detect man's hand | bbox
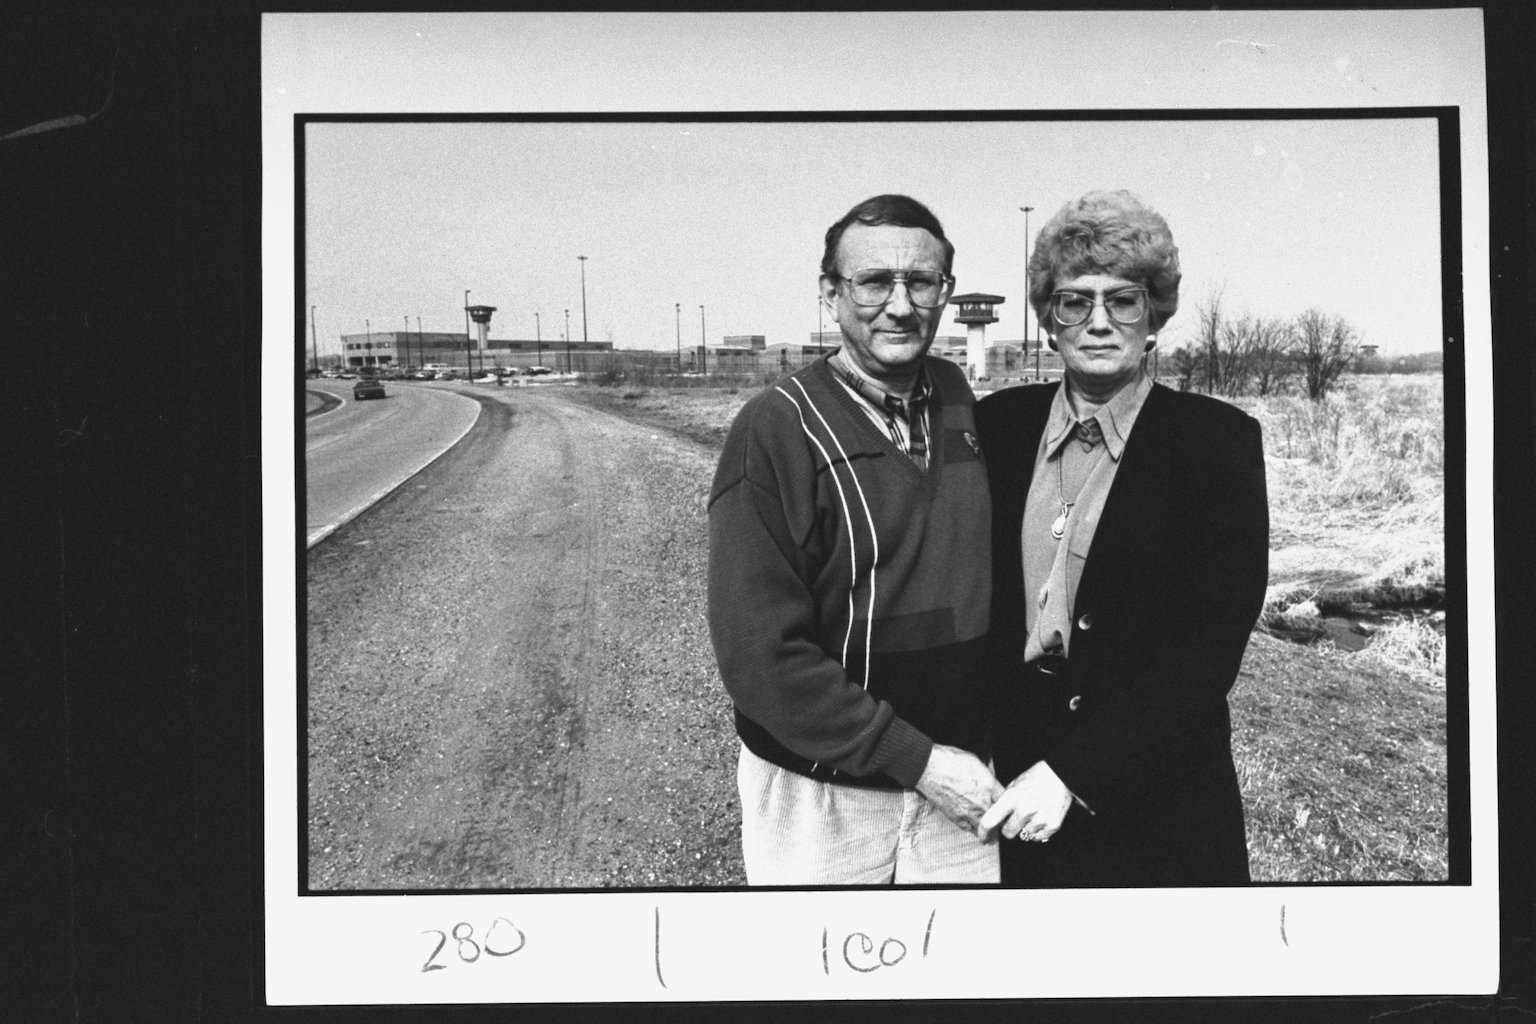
[979,761,1073,842]
[915,744,1005,836]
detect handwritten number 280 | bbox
[420,918,526,973]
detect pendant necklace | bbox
[1052,424,1105,540]
[1051,455,1074,540]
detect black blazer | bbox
[975,381,1269,887]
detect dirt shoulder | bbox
[306,386,741,889]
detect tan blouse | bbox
[1020,373,1154,663]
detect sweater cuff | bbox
[872,717,934,789]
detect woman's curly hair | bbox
[1029,190,1181,332]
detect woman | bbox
[975,190,1269,887]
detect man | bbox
[707,194,1001,885]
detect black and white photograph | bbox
[302,115,1453,895]
[263,9,1498,1007]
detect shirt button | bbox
[1076,613,1094,631]
[1068,695,1082,711]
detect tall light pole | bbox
[577,255,589,345]
[365,318,371,368]
[564,308,571,373]
[415,316,423,372]
[1020,205,1036,379]
[699,304,707,375]
[818,294,825,354]
[675,302,682,372]
[310,305,319,373]
[463,289,472,373]
[534,312,542,368]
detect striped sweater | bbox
[706,354,993,789]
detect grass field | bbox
[562,371,1449,882]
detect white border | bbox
[262,11,1496,1004]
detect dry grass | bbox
[559,383,754,452]
[1233,633,1446,881]
[1243,375,1444,615]
[565,371,1450,882]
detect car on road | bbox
[353,378,387,400]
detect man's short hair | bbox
[820,194,956,278]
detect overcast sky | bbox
[305,114,1443,358]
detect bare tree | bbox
[1194,284,1225,394]
[1245,315,1296,396]
[1165,345,1201,391]
[1213,313,1257,398]
[1293,308,1359,400]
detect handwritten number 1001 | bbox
[420,918,526,973]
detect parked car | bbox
[353,378,386,400]
[525,366,553,377]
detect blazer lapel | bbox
[1075,384,1172,608]
[983,383,1057,621]
[1010,383,1057,514]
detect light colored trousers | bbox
[737,744,999,885]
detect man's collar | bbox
[830,349,931,414]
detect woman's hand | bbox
[980,761,1074,842]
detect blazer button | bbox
[1076,613,1094,631]
[1068,695,1082,711]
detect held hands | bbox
[915,744,1006,837]
[916,749,1076,843]
[978,761,1074,843]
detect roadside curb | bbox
[306,389,483,549]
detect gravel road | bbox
[306,385,743,889]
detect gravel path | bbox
[306,385,742,889]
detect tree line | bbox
[1161,286,1438,401]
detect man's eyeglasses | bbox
[833,269,955,309]
[1050,287,1148,327]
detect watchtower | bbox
[950,292,1005,380]
[467,305,498,351]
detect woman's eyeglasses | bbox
[1050,287,1148,327]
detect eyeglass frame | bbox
[828,268,957,309]
[1049,286,1150,327]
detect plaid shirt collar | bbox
[830,350,932,423]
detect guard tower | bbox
[950,292,1005,380]
[467,305,498,349]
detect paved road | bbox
[304,380,481,547]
